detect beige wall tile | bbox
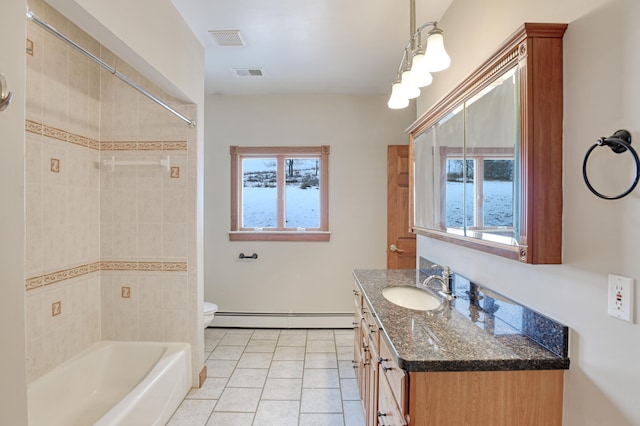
[163,276,188,310]
[138,223,163,258]
[163,223,188,258]
[24,2,198,382]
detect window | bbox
[230,146,330,241]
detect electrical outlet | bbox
[608,274,634,323]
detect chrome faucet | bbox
[423,266,454,300]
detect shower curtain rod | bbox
[26,9,197,128]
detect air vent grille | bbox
[208,30,244,46]
[233,68,264,77]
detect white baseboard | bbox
[209,312,354,329]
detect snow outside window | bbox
[229,146,330,242]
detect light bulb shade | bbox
[388,82,409,109]
[424,32,451,72]
[408,51,432,88]
[411,68,433,88]
[400,70,421,99]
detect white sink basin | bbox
[382,286,442,311]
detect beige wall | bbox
[416,0,640,424]
[204,95,415,324]
[0,0,28,423]
[23,0,203,386]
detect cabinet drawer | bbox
[379,337,407,413]
[377,369,407,426]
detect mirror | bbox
[409,23,567,264]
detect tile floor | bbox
[168,328,365,426]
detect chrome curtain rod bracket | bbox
[26,9,197,128]
[0,73,13,112]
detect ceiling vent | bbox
[208,30,244,46]
[233,68,264,77]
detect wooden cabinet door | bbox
[388,145,416,269]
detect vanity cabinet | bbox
[354,284,408,426]
[353,284,385,426]
[352,276,565,426]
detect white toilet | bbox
[203,302,218,328]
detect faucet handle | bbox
[443,266,451,278]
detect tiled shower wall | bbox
[25,0,199,383]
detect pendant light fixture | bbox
[387,0,451,109]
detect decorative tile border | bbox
[26,119,99,150]
[25,260,188,291]
[25,119,187,152]
[101,140,187,151]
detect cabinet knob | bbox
[378,357,393,372]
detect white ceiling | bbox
[171,0,453,96]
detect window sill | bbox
[228,231,331,242]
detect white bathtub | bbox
[28,341,192,426]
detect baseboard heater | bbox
[210,311,354,329]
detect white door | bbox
[0,0,28,424]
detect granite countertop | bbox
[353,269,570,373]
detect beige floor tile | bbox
[214,387,262,412]
[187,377,227,399]
[334,333,354,347]
[300,388,343,413]
[261,378,303,400]
[338,360,356,378]
[253,400,299,426]
[245,339,277,352]
[205,412,254,426]
[305,352,337,368]
[340,378,359,400]
[306,339,336,353]
[342,400,365,426]
[277,334,307,346]
[307,329,335,340]
[226,368,268,388]
[167,399,216,426]
[209,345,245,360]
[336,346,353,361]
[280,329,307,335]
[303,368,340,388]
[218,333,251,346]
[268,360,304,378]
[237,351,273,368]
[178,329,365,426]
[205,359,237,378]
[273,346,305,360]
[251,329,281,340]
[299,413,345,426]
[204,328,228,339]
[204,337,221,352]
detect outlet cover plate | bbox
[608,274,634,323]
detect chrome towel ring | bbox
[582,129,640,200]
[0,73,12,112]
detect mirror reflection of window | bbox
[445,158,475,228]
[483,159,514,228]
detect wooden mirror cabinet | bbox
[408,23,567,264]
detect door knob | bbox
[389,244,404,253]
